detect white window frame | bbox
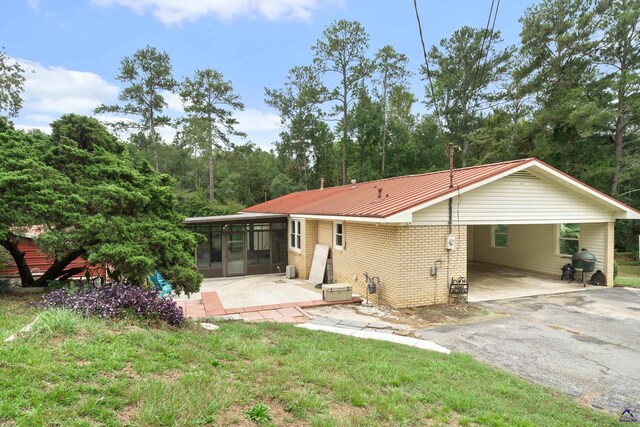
[557,223,580,256]
[333,221,344,250]
[290,219,301,251]
[491,224,508,249]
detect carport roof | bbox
[242,158,640,221]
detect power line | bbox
[470,0,497,98]
[477,0,501,94]
[413,0,442,126]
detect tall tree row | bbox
[2,0,638,250]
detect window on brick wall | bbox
[333,222,343,250]
[290,219,301,250]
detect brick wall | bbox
[289,219,467,308]
[287,219,318,279]
[393,225,467,307]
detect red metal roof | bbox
[243,158,536,218]
[3,238,105,279]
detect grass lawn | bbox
[615,275,640,288]
[615,254,640,288]
[0,295,618,426]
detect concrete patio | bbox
[173,274,361,322]
[468,262,595,302]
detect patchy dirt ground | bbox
[397,303,503,328]
[306,301,501,330]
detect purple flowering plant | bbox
[38,282,185,326]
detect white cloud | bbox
[14,124,51,134]
[18,59,119,115]
[24,113,54,123]
[235,108,281,132]
[27,0,40,13]
[162,90,183,112]
[92,0,341,25]
[158,125,176,143]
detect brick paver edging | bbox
[176,291,362,323]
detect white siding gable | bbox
[412,170,616,225]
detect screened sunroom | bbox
[184,213,288,278]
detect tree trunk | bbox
[34,248,87,287]
[342,84,348,185]
[0,238,35,287]
[611,88,625,195]
[209,153,215,202]
[150,111,159,172]
[208,118,215,202]
[461,138,469,167]
[381,91,388,177]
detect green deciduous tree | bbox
[95,45,177,171]
[269,173,304,198]
[313,20,373,184]
[0,48,25,119]
[179,69,245,202]
[0,116,202,294]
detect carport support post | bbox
[605,222,615,287]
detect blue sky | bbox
[2,0,534,150]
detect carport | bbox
[467,262,589,302]
[410,162,635,302]
[466,221,613,301]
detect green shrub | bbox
[243,403,272,424]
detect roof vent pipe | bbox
[377,188,383,198]
[351,179,357,189]
[320,177,325,190]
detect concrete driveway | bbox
[468,262,590,302]
[418,288,640,413]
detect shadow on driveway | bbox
[418,288,640,414]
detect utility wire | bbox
[470,0,496,96]
[467,0,502,120]
[476,0,501,97]
[413,0,442,126]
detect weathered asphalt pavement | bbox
[418,288,640,414]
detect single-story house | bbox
[185,158,640,308]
